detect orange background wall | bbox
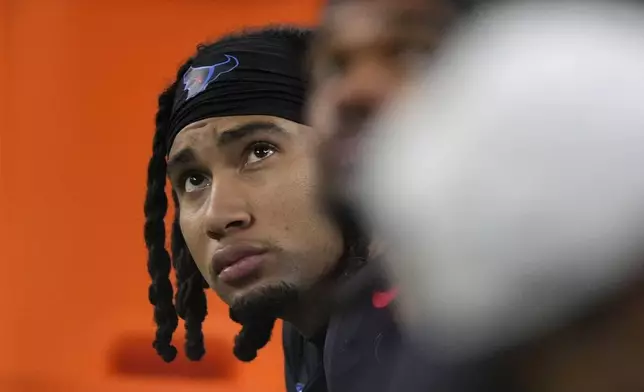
[1,1,321,391]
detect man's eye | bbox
[246,142,277,165]
[184,174,211,193]
[331,53,351,75]
[316,51,349,79]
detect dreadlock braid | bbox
[172,192,208,361]
[144,60,194,362]
[230,310,276,362]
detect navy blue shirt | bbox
[282,289,436,392]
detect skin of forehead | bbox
[326,0,443,15]
[324,0,449,31]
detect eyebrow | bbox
[392,5,453,31]
[166,121,289,173]
[167,148,197,174]
[217,121,289,147]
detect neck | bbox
[514,283,644,392]
[281,283,335,339]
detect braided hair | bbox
[144,26,317,362]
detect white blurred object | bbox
[357,0,644,362]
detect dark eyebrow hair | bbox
[166,121,290,174]
[217,121,289,147]
[166,148,197,174]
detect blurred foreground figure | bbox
[359,1,644,391]
[310,0,476,205]
[309,0,477,318]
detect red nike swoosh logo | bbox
[372,288,399,309]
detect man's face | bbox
[309,0,457,198]
[167,115,344,309]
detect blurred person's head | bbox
[355,2,644,391]
[309,0,475,203]
[144,26,369,364]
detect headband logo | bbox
[182,54,240,100]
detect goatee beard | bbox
[229,281,300,324]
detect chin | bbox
[228,280,300,322]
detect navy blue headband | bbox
[165,38,309,155]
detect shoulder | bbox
[324,290,438,392]
[282,322,303,372]
[282,322,304,392]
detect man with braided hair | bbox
[144,25,350,363]
[144,25,393,392]
[145,23,473,392]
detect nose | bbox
[203,180,253,241]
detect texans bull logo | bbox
[182,54,240,100]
